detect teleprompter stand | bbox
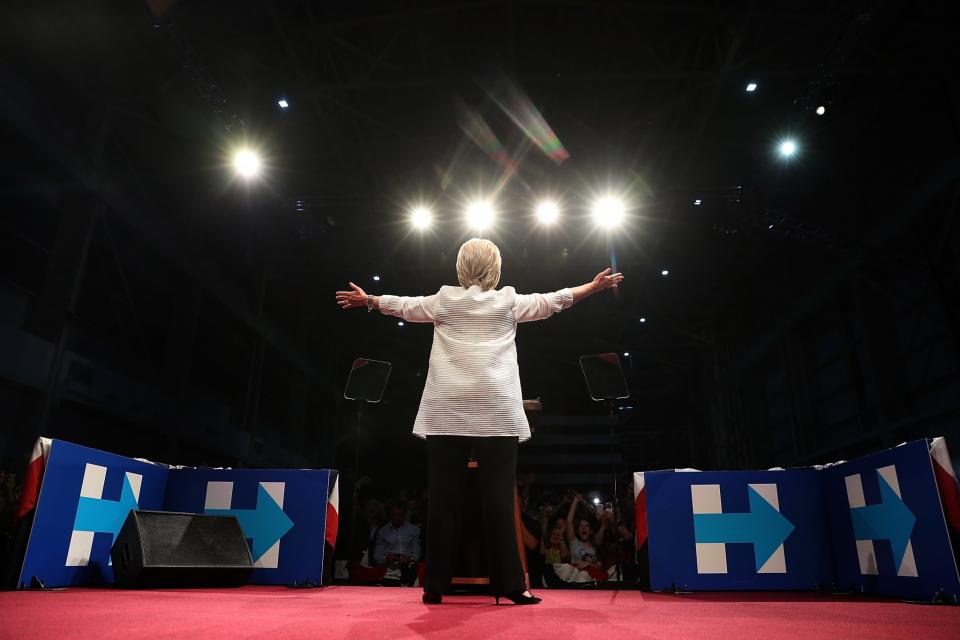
[343,357,392,483]
[340,357,392,585]
[579,353,631,586]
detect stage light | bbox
[232,149,261,178]
[466,201,495,230]
[746,82,758,92]
[411,206,433,229]
[694,199,702,206]
[640,317,646,323]
[661,269,669,276]
[373,275,380,282]
[592,497,601,505]
[816,105,826,116]
[277,99,289,109]
[536,200,560,224]
[398,321,404,327]
[779,140,797,157]
[623,352,630,357]
[592,196,625,229]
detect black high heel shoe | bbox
[494,591,541,605]
[422,592,442,604]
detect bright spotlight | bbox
[466,201,495,230]
[277,98,289,109]
[746,82,758,92]
[592,497,601,505]
[694,199,702,206]
[779,140,797,157]
[397,321,404,327]
[233,149,261,178]
[623,352,630,357]
[411,207,433,229]
[816,105,826,116]
[661,269,669,276]
[592,196,625,229]
[640,317,647,323]
[536,201,560,224]
[373,275,380,282]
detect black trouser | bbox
[425,435,524,595]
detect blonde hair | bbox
[456,238,501,290]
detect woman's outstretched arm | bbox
[513,267,624,323]
[336,282,438,322]
[570,268,624,305]
[336,282,381,310]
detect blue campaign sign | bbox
[163,468,330,585]
[18,440,168,588]
[821,439,960,600]
[693,485,796,571]
[645,470,830,591]
[207,484,294,561]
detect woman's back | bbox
[434,285,519,346]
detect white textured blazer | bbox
[379,285,574,442]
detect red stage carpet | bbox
[2,586,958,639]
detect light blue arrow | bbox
[206,484,294,561]
[694,486,795,571]
[850,473,915,568]
[73,474,139,539]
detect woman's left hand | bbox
[336,282,367,309]
[591,268,624,292]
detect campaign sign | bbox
[645,470,829,591]
[17,440,168,588]
[164,468,330,585]
[821,439,960,600]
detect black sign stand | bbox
[343,357,392,570]
[579,353,631,586]
[343,358,392,483]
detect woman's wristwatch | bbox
[366,295,374,312]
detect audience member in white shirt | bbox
[373,504,421,585]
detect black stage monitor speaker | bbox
[111,510,253,588]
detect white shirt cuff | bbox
[378,294,399,316]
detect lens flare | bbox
[480,77,570,165]
[456,99,515,173]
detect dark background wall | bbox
[1,2,958,508]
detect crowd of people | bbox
[517,479,639,587]
[337,474,639,589]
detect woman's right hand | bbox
[336,282,368,310]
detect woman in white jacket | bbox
[337,238,623,605]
